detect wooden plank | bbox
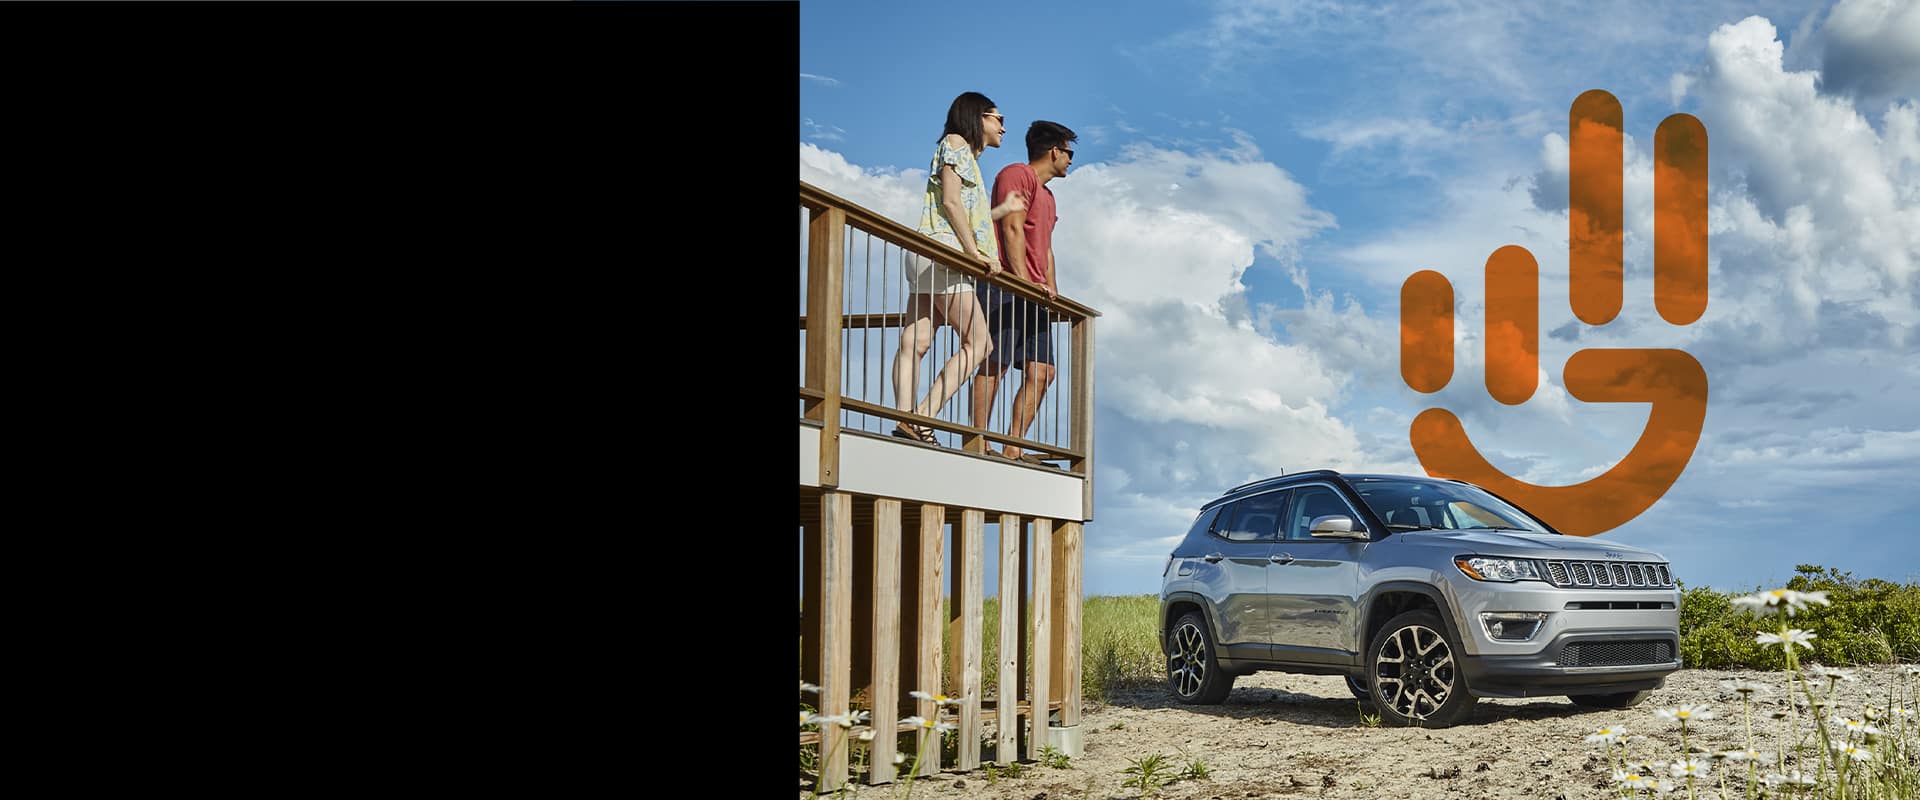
[800,312,911,331]
[839,396,1083,461]
[801,513,821,708]
[950,509,984,771]
[1016,518,1030,759]
[1054,522,1083,727]
[870,499,901,784]
[805,206,845,488]
[996,513,1020,765]
[818,492,853,791]
[1030,518,1052,756]
[1072,317,1095,520]
[852,510,873,702]
[916,504,945,776]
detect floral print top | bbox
[917,135,997,262]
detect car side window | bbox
[1287,485,1362,541]
[1218,489,1287,542]
[1186,505,1222,541]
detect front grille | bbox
[1542,559,1675,588]
[1562,640,1673,667]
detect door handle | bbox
[1203,552,1224,563]
[1270,552,1296,564]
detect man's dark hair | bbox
[941,91,998,153]
[1026,120,1078,161]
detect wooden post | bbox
[806,207,845,488]
[914,504,945,776]
[870,499,901,784]
[1072,316,1094,520]
[1052,521,1083,727]
[996,513,1020,765]
[1016,517,1031,759]
[1030,518,1052,758]
[818,491,853,791]
[950,509,984,770]
[851,507,873,701]
[802,512,820,706]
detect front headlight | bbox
[1455,556,1543,582]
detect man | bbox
[972,120,1077,465]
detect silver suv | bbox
[1158,470,1681,727]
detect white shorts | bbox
[903,231,978,296]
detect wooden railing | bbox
[800,180,1099,507]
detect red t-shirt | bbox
[991,163,1056,286]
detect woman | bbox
[892,92,1024,445]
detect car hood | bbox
[1412,530,1666,560]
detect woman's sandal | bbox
[892,422,940,445]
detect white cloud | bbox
[1676,15,1920,361]
[1812,0,1920,108]
[799,142,925,225]
[800,72,841,87]
[802,118,846,143]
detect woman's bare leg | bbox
[915,290,993,418]
[893,293,943,415]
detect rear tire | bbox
[1167,611,1234,704]
[1365,610,1478,727]
[1569,690,1653,709]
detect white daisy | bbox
[1831,742,1873,762]
[1669,758,1711,779]
[1756,629,1816,651]
[1584,726,1627,745]
[1654,705,1715,725]
[1718,678,1771,697]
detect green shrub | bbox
[1679,564,1919,669]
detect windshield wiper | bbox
[1387,523,1441,530]
[1464,525,1534,532]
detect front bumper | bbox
[1459,629,1681,698]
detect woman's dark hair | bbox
[941,91,997,153]
[1026,120,1078,161]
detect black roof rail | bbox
[1225,469,1342,496]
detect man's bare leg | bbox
[971,360,1006,451]
[1001,361,1057,460]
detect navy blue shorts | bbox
[981,284,1055,369]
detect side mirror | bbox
[1308,515,1370,541]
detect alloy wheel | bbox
[1169,621,1208,698]
[1373,623,1457,721]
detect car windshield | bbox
[1350,479,1553,534]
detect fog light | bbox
[1480,612,1548,641]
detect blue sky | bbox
[800,0,1920,597]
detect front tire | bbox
[1569,690,1652,709]
[1365,610,1477,727]
[1344,675,1371,701]
[1167,611,1233,704]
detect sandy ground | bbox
[805,665,1913,800]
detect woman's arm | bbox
[938,163,990,264]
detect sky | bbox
[799,0,1920,597]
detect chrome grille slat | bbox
[1542,560,1676,589]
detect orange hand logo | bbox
[1399,90,1710,537]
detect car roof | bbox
[1205,471,1469,510]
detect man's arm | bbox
[1044,248,1058,299]
[997,208,1029,281]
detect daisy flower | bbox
[1833,716,1882,736]
[1669,758,1711,779]
[1718,678,1771,697]
[1731,589,1831,616]
[1756,629,1816,651]
[1831,741,1873,762]
[1584,726,1627,745]
[1654,705,1715,725]
[1807,664,1857,683]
